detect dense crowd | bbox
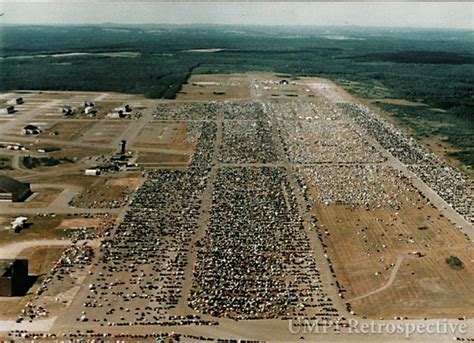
[266,100,383,164]
[264,99,344,121]
[278,120,383,164]
[222,101,267,120]
[301,165,413,210]
[342,103,472,223]
[61,122,217,327]
[189,167,339,321]
[11,94,470,339]
[219,120,279,164]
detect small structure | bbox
[8,98,24,106]
[60,106,75,116]
[106,110,125,119]
[0,259,29,297]
[112,140,129,162]
[0,175,32,202]
[6,106,15,114]
[279,79,289,85]
[84,101,95,107]
[22,124,42,135]
[85,106,97,115]
[124,104,132,112]
[84,168,101,176]
[120,140,126,156]
[2,143,27,151]
[37,146,61,153]
[98,164,120,172]
[11,216,28,233]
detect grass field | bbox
[312,196,474,319]
[177,73,251,101]
[40,121,96,142]
[0,215,68,246]
[134,121,188,147]
[135,152,190,167]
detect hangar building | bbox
[0,259,29,297]
[0,175,32,202]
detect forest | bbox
[1,25,473,166]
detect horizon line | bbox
[1,22,473,31]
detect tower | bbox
[120,140,126,156]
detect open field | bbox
[177,73,251,101]
[310,189,474,318]
[0,215,66,245]
[81,121,129,145]
[136,152,190,167]
[39,121,95,141]
[133,121,193,151]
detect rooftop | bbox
[0,260,15,277]
[0,175,29,195]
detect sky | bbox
[0,2,472,29]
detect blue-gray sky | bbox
[0,2,472,29]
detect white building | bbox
[85,106,96,115]
[22,125,42,135]
[11,216,28,232]
[84,168,100,176]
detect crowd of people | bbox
[222,101,266,120]
[17,242,95,322]
[189,167,340,321]
[58,122,217,327]
[342,103,472,223]
[6,330,194,341]
[9,94,471,339]
[70,187,133,209]
[264,99,343,122]
[266,100,384,165]
[219,120,279,164]
[279,119,383,164]
[301,165,412,210]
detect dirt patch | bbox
[59,218,103,229]
[40,121,96,141]
[371,98,427,107]
[69,176,134,208]
[186,48,224,53]
[136,152,190,165]
[177,73,251,101]
[18,246,67,275]
[107,177,142,188]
